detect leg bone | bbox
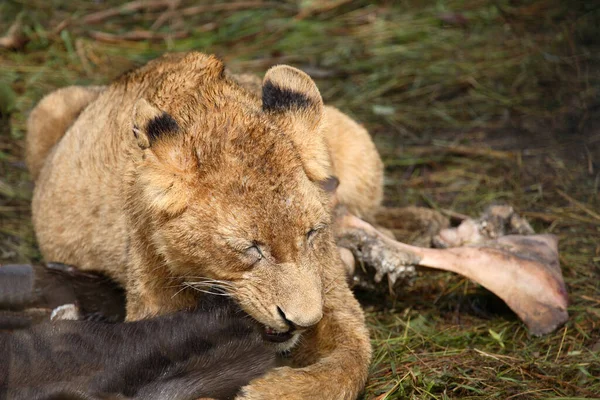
[334,212,568,336]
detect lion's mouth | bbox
[262,326,294,343]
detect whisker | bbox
[187,287,233,297]
[184,282,232,293]
[183,278,236,288]
[181,276,235,282]
[183,281,233,297]
[170,284,189,299]
[323,277,338,295]
[163,283,188,289]
[186,282,236,290]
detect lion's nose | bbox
[277,305,323,329]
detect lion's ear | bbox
[262,65,323,126]
[132,98,180,149]
[132,98,191,215]
[262,66,330,181]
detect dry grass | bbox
[1,0,599,398]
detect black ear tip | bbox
[319,176,339,193]
[146,112,179,144]
[262,80,312,112]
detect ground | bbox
[0,0,599,398]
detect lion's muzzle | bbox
[274,263,324,330]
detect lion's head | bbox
[127,52,337,349]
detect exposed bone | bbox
[336,216,418,286]
[433,204,534,248]
[334,210,569,336]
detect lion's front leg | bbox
[238,275,371,400]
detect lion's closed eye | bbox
[306,224,327,244]
[246,244,264,264]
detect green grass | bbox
[1,0,599,398]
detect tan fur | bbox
[230,72,383,218]
[323,106,383,218]
[264,66,331,182]
[25,85,105,180]
[27,52,383,399]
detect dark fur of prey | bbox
[0,263,126,328]
[0,264,277,400]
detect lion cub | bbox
[27,52,383,399]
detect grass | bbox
[1,0,599,398]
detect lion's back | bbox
[30,88,130,283]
